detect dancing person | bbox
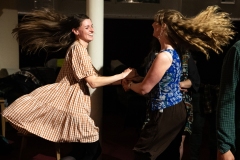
[217,38,240,160]
[179,50,200,160]
[189,50,223,160]
[122,5,235,159]
[1,9,134,160]
[137,39,200,160]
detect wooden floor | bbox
[0,111,210,160]
[101,113,209,160]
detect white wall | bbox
[0,0,19,73]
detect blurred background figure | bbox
[217,34,240,160]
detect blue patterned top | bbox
[147,49,182,111]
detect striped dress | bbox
[2,40,99,143]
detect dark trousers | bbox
[155,128,183,160]
[134,130,182,160]
[134,101,186,160]
[69,140,101,160]
[189,92,217,160]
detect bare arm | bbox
[129,75,144,83]
[180,79,192,89]
[217,150,235,160]
[85,68,133,88]
[125,69,144,83]
[123,51,172,95]
[180,79,192,92]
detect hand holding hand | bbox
[121,68,133,79]
[125,68,138,80]
[122,79,131,92]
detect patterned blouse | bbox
[148,49,182,111]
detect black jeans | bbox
[69,140,102,160]
[189,92,217,160]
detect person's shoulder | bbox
[69,41,86,50]
[71,41,81,47]
[233,40,240,47]
[225,40,240,59]
[231,40,240,54]
[156,50,173,63]
[66,41,86,56]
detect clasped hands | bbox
[121,68,141,92]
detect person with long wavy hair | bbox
[1,9,134,160]
[122,5,235,159]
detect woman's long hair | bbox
[142,37,160,74]
[154,5,236,58]
[13,8,89,54]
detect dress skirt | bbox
[2,82,99,143]
[134,101,187,160]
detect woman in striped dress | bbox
[1,9,133,160]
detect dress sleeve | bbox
[216,41,240,154]
[188,55,200,92]
[69,44,98,80]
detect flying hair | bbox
[154,5,236,59]
[12,8,89,54]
